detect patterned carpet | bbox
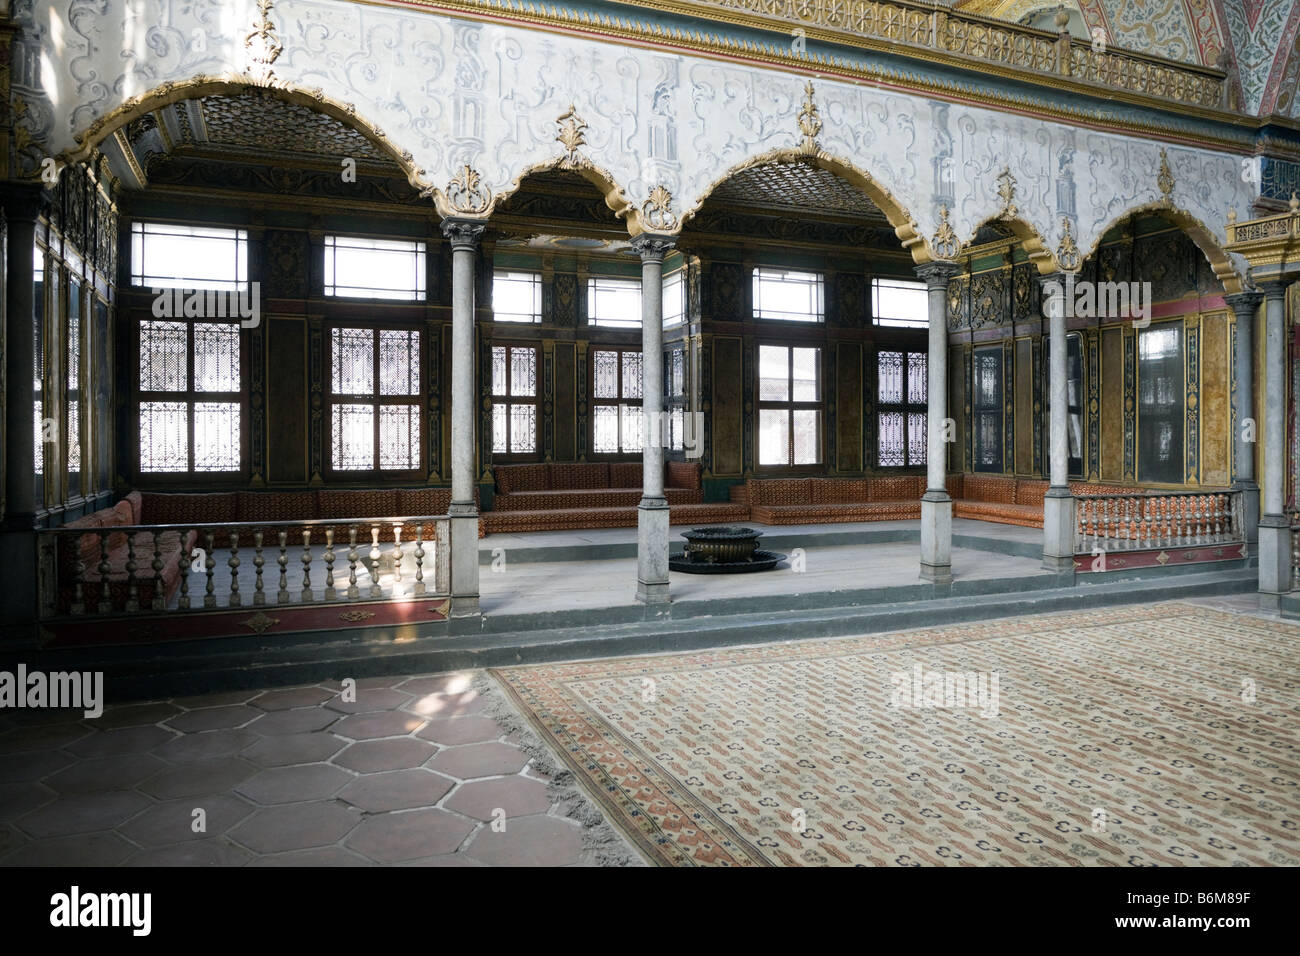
[491,603,1300,866]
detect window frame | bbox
[323,234,427,302]
[971,346,1004,474]
[132,315,249,484]
[871,276,929,328]
[663,268,686,327]
[756,342,824,470]
[492,270,543,324]
[1136,320,1185,486]
[752,267,825,323]
[589,346,644,457]
[490,342,541,461]
[587,276,643,329]
[130,221,249,292]
[325,323,426,479]
[875,348,928,469]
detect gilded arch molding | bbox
[1082,201,1246,295]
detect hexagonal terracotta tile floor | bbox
[0,672,640,867]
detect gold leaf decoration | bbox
[244,0,284,87]
[1157,148,1174,201]
[797,81,821,154]
[931,204,959,260]
[641,184,679,232]
[1056,216,1081,272]
[556,104,588,169]
[996,166,1017,219]
[445,164,492,215]
[339,610,376,623]
[240,611,280,634]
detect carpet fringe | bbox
[471,671,645,867]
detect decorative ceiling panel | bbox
[192,93,395,166]
[708,161,889,222]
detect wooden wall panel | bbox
[553,342,576,462]
[1201,312,1230,487]
[1100,326,1123,481]
[836,342,862,473]
[266,317,308,484]
[712,336,743,476]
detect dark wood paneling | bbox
[1101,326,1123,481]
[1015,337,1032,475]
[712,336,743,476]
[267,317,308,484]
[554,342,576,461]
[836,342,862,473]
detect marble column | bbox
[1257,279,1291,596]
[1225,291,1262,544]
[1040,273,1076,572]
[634,235,674,604]
[916,261,959,585]
[0,187,44,635]
[442,218,485,617]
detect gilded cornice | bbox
[347,0,1270,152]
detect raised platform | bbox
[7,518,1259,703]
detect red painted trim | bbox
[1073,542,1248,572]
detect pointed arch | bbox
[1082,202,1244,294]
[62,76,433,201]
[680,148,927,260]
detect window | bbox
[493,271,542,323]
[329,327,422,472]
[663,270,686,327]
[131,222,248,291]
[588,277,641,328]
[592,349,643,453]
[1138,324,1183,484]
[877,350,927,467]
[138,319,242,473]
[492,346,538,455]
[324,236,426,300]
[758,345,821,466]
[752,268,824,322]
[665,347,686,451]
[66,280,83,498]
[972,348,1003,472]
[872,278,928,328]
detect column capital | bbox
[914,260,960,288]
[440,217,486,251]
[632,233,675,263]
[1224,289,1264,317]
[1255,276,1293,301]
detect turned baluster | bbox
[201,530,216,608]
[347,527,360,600]
[369,525,382,598]
[228,529,241,607]
[123,531,141,612]
[413,524,426,596]
[300,529,313,602]
[1101,498,1112,549]
[96,530,111,614]
[392,523,404,586]
[151,535,165,611]
[324,528,336,602]
[178,530,192,610]
[277,530,290,604]
[70,534,87,615]
[253,531,266,606]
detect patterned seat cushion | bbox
[495,464,550,494]
[1014,479,1050,507]
[953,500,1044,528]
[317,489,399,520]
[665,461,703,490]
[609,463,642,488]
[747,479,813,506]
[868,475,926,501]
[808,479,869,504]
[961,475,1018,504]
[235,491,319,525]
[548,462,609,489]
[751,501,922,525]
[141,492,239,526]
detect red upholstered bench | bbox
[745,476,926,525]
[484,460,749,533]
[951,475,1047,528]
